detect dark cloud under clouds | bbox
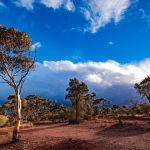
[1,59,149,104]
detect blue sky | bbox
[0,0,150,63]
[0,0,150,103]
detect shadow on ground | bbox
[0,139,98,150]
[33,139,97,150]
[98,122,150,137]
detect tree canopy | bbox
[0,26,35,90]
[135,76,150,103]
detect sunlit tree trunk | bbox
[12,88,21,142]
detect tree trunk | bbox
[76,100,80,124]
[12,88,21,142]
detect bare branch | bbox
[0,74,15,88]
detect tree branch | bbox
[0,74,15,88]
[17,52,36,88]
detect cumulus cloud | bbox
[21,59,150,104]
[86,74,102,84]
[1,59,150,104]
[82,0,131,33]
[31,42,42,51]
[43,59,150,84]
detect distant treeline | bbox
[0,78,150,127]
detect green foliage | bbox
[93,97,111,117]
[0,95,70,124]
[139,104,150,116]
[111,105,123,124]
[112,105,120,115]
[0,26,35,89]
[93,107,100,116]
[135,76,150,103]
[68,109,76,124]
[83,93,97,120]
[0,115,8,127]
[84,105,93,120]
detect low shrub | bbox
[0,115,9,127]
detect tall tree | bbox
[0,26,35,141]
[65,78,89,123]
[134,76,150,103]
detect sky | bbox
[0,0,150,104]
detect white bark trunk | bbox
[17,88,21,132]
[12,88,22,142]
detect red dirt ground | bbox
[0,118,150,150]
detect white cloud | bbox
[13,0,75,11]
[42,59,150,84]
[86,74,102,84]
[21,59,150,104]
[41,0,63,9]
[31,42,41,51]
[44,60,76,71]
[14,0,35,10]
[82,0,131,33]
[0,1,6,8]
[1,59,150,104]
[12,0,134,33]
[65,0,75,11]
[40,0,75,11]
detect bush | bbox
[139,104,150,116]
[8,131,13,142]
[84,106,93,120]
[0,115,8,127]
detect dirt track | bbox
[0,118,150,150]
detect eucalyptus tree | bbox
[0,26,35,141]
[65,78,89,123]
[135,76,150,103]
[25,95,52,121]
